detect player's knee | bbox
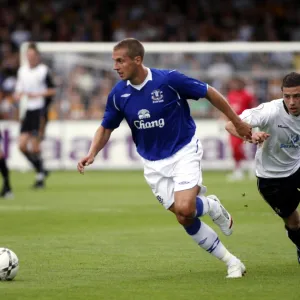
[286,220,300,230]
[32,146,40,154]
[176,214,186,225]
[31,141,41,153]
[19,143,27,153]
[175,214,193,226]
[175,200,195,218]
[285,214,300,230]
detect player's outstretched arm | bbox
[77,126,113,174]
[225,122,270,144]
[225,121,243,139]
[206,86,252,139]
[251,131,270,144]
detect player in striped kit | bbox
[78,38,252,278]
[14,43,56,189]
[226,72,300,264]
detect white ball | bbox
[0,248,19,281]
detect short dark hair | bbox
[113,38,145,60]
[27,42,40,54]
[281,72,300,90]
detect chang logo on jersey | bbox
[134,109,165,129]
[280,134,300,149]
[151,89,164,103]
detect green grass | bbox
[0,170,299,300]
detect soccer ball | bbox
[0,248,19,281]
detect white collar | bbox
[127,68,152,90]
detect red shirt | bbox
[227,90,256,115]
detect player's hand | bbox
[250,132,270,145]
[234,121,252,140]
[77,155,95,175]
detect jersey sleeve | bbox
[167,70,208,100]
[101,92,124,129]
[239,103,272,128]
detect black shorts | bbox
[257,168,300,218]
[20,109,42,136]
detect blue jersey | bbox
[101,68,208,161]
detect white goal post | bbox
[21,41,300,55]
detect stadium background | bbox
[0,1,300,299]
[2,0,300,170]
[1,0,300,122]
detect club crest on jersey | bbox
[138,109,151,120]
[151,89,164,103]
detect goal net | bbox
[6,42,300,170]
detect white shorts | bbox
[143,136,207,209]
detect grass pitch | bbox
[0,170,298,300]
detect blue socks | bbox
[195,196,204,217]
[184,218,201,235]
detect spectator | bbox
[1,0,300,121]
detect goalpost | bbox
[21,41,300,54]
[10,42,300,170]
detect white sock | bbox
[197,195,219,218]
[36,172,45,181]
[190,221,234,264]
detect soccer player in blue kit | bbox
[77,38,252,278]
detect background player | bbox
[39,71,55,141]
[77,38,252,278]
[226,77,257,181]
[0,130,13,198]
[14,42,56,189]
[226,72,300,263]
